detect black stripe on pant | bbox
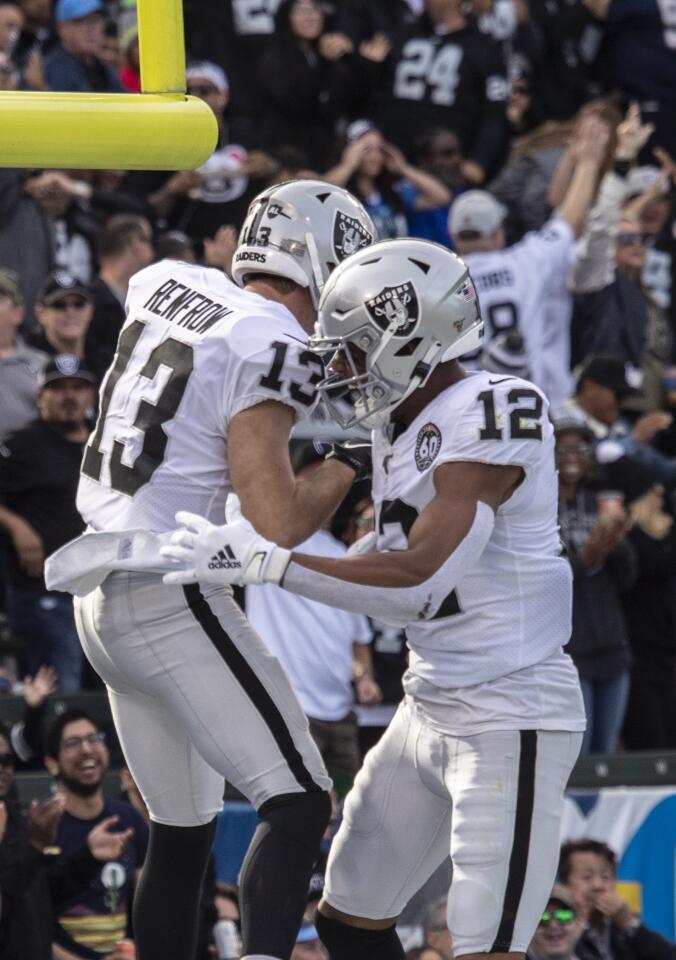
[182,583,322,794]
[490,730,538,953]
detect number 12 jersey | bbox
[372,370,585,736]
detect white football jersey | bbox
[372,370,584,734]
[77,260,323,533]
[462,219,575,392]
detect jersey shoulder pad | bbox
[126,259,174,294]
[433,374,551,470]
[225,308,323,421]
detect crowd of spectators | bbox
[1,0,676,954]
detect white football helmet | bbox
[311,238,483,429]
[230,179,375,306]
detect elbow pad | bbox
[283,501,494,627]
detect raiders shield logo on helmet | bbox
[333,211,373,262]
[366,281,419,337]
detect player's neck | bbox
[393,360,467,427]
[245,278,316,335]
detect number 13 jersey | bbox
[77,260,323,533]
[372,370,585,735]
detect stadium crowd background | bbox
[0,0,676,956]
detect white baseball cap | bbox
[449,190,507,239]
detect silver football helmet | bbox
[231,179,375,306]
[311,238,483,429]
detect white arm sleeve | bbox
[282,501,495,627]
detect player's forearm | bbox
[262,459,354,548]
[281,502,494,625]
[290,546,431,588]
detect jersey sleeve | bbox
[224,315,324,423]
[514,219,575,291]
[438,379,551,473]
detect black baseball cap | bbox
[39,353,97,387]
[577,354,640,400]
[39,270,91,306]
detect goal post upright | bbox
[0,0,218,170]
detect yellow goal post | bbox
[0,0,218,170]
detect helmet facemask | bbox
[310,321,443,430]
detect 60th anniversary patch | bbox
[415,422,442,471]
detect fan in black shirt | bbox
[374,0,509,183]
[0,354,95,692]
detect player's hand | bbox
[325,440,372,481]
[23,665,58,708]
[161,497,291,587]
[87,816,134,861]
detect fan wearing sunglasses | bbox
[528,886,582,960]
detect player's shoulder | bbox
[128,258,233,295]
[420,371,550,467]
[227,293,308,358]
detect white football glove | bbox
[160,495,291,587]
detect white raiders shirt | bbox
[461,219,575,394]
[76,259,323,534]
[372,370,585,735]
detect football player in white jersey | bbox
[44,180,375,960]
[162,238,586,960]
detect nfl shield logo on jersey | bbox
[366,282,419,337]
[333,211,373,261]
